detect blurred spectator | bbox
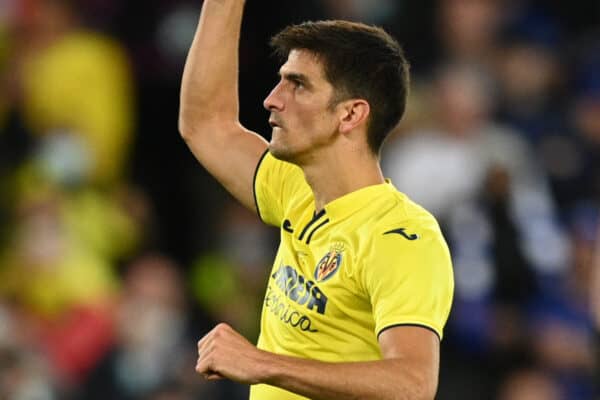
[591,223,600,397]
[495,11,565,145]
[522,39,600,218]
[383,62,555,227]
[80,253,216,400]
[2,0,134,186]
[524,205,597,399]
[565,46,600,207]
[0,3,149,387]
[496,368,563,400]
[435,0,505,69]
[384,61,569,398]
[0,186,144,388]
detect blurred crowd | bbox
[0,0,598,399]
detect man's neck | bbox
[300,147,385,212]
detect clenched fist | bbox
[196,323,271,384]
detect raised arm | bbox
[179,0,268,212]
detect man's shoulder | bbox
[363,187,440,232]
[356,190,445,253]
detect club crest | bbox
[314,243,344,282]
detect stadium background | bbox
[0,0,599,399]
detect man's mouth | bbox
[269,117,283,129]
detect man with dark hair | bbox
[179,1,453,399]
[269,20,410,155]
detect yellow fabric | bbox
[250,152,454,400]
[20,31,134,183]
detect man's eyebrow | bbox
[278,71,313,88]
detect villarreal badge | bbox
[314,243,344,282]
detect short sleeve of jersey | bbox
[253,151,307,227]
[362,224,454,340]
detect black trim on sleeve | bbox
[377,323,441,342]
[252,149,270,223]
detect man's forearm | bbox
[259,352,436,400]
[179,0,245,133]
[196,323,438,400]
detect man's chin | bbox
[268,142,294,163]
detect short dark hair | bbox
[270,20,410,155]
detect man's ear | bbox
[338,99,370,134]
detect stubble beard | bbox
[268,136,295,163]
[267,116,293,162]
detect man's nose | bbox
[263,83,285,112]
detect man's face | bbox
[263,49,341,164]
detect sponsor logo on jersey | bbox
[264,285,318,332]
[271,265,328,314]
[314,243,344,282]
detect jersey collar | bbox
[321,180,395,222]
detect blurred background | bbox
[0,0,599,399]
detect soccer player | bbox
[179,1,454,399]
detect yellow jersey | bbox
[250,151,454,400]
